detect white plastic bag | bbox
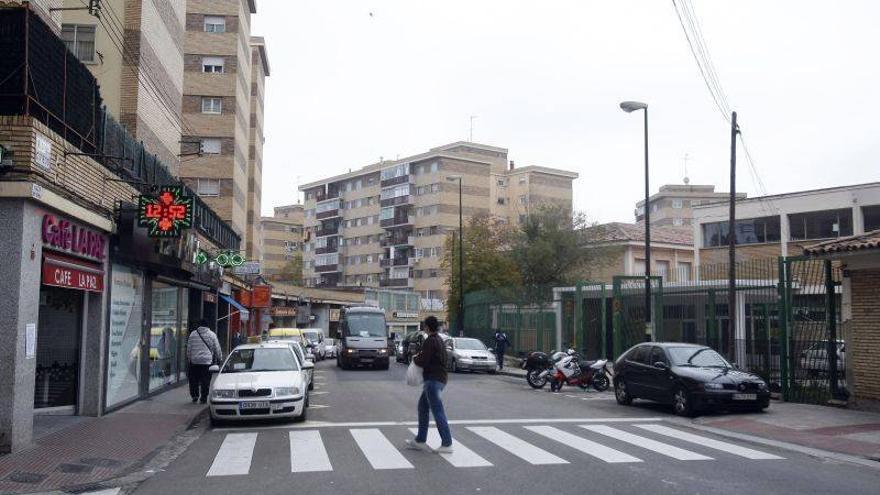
[406,361,424,386]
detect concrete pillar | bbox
[780,214,790,257]
[853,206,865,235]
[734,291,747,366]
[0,200,43,453]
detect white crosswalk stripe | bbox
[207,432,258,476]
[467,426,568,465]
[525,426,642,463]
[350,428,414,470]
[634,424,785,460]
[203,423,784,476]
[580,425,713,461]
[290,430,333,472]
[408,428,493,467]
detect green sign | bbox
[195,250,245,267]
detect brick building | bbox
[298,142,578,320]
[805,232,880,407]
[260,204,304,281]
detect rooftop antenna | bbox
[682,152,691,185]
[469,115,478,142]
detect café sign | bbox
[42,214,106,261]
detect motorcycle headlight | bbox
[275,387,300,397]
[704,382,724,391]
[213,389,235,399]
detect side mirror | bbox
[302,361,314,370]
[209,365,220,373]
[653,361,668,370]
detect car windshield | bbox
[288,343,305,362]
[303,332,321,341]
[345,313,386,337]
[324,339,334,346]
[667,347,731,368]
[221,348,299,373]
[455,339,486,350]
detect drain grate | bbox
[5,471,48,484]
[56,463,94,474]
[78,457,123,468]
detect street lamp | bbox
[446,175,464,336]
[619,100,653,340]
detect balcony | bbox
[380,277,413,288]
[380,174,412,188]
[380,256,410,268]
[379,195,413,208]
[380,215,415,228]
[316,225,340,237]
[380,235,414,247]
[314,263,340,273]
[315,245,338,255]
[315,190,340,202]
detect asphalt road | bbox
[131,359,880,495]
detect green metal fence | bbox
[462,285,557,354]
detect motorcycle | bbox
[543,349,612,392]
[520,351,554,389]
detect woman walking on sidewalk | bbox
[186,319,222,404]
[406,316,453,453]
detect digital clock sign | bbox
[137,186,193,238]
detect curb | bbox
[667,417,880,470]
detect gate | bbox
[781,257,846,404]
[611,276,663,358]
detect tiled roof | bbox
[804,229,880,255]
[583,222,693,246]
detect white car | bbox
[270,339,314,391]
[323,338,337,358]
[209,343,313,425]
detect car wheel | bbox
[615,378,633,405]
[673,387,695,417]
[452,359,460,373]
[209,414,223,428]
[488,369,497,375]
[293,405,307,423]
[336,357,341,368]
[308,379,314,391]
[305,391,310,408]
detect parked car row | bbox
[395,331,498,374]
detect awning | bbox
[220,294,250,321]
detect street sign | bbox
[232,261,261,275]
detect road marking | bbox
[408,428,492,467]
[207,432,257,476]
[309,404,330,409]
[467,426,568,465]
[565,395,580,398]
[635,424,784,460]
[350,429,414,469]
[213,417,664,432]
[525,426,642,463]
[580,425,712,461]
[311,391,329,395]
[289,430,332,472]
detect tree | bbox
[277,251,303,285]
[443,213,520,325]
[508,204,593,288]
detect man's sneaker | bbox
[405,439,430,451]
[434,445,454,454]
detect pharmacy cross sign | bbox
[137,186,193,238]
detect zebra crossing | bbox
[203,422,784,477]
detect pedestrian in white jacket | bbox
[187,320,222,403]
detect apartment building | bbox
[260,204,304,280]
[693,182,880,265]
[246,36,269,261]
[7,0,61,32]
[178,0,260,254]
[61,0,186,171]
[298,142,578,313]
[635,183,746,227]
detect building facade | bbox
[298,142,578,317]
[178,0,261,255]
[636,183,746,228]
[581,223,695,283]
[693,182,880,266]
[246,36,269,260]
[260,204,304,280]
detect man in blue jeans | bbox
[406,316,453,453]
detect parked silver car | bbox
[445,337,496,373]
[323,338,337,358]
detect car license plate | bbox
[733,393,757,401]
[361,358,374,363]
[240,401,269,409]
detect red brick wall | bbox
[850,267,880,402]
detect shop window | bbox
[150,282,180,392]
[789,208,853,241]
[863,205,880,232]
[106,265,144,408]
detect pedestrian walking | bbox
[230,329,243,349]
[186,319,222,404]
[406,316,453,453]
[494,329,510,370]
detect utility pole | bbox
[728,111,738,362]
[469,115,477,142]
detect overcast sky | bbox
[252,1,880,223]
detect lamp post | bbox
[619,100,652,340]
[446,175,464,335]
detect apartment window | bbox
[431,184,441,193]
[196,178,220,197]
[380,163,409,180]
[656,260,670,280]
[316,253,338,266]
[429,270,438,278]
[864,205,880,232]
[497,197,507,205]
[200,138,221,154]
[497,179,506,187]
[380,207,394,220]
[690,199,701,207]
[672,199,683,209]
[61,24,96,63]
[651,203,658,213]
[789,209,853,241]
[702,216,781,247]
[519,195,528,205]
[390,266,409,279]
[677,262,692,282]
[519,176,527,184]
[204,16,226,33]
[380,184,410,200]
[672,218,684,227]
[202,56,225,73]
[201,97,222,114]
[431,162,439,173]
[633,259,646,276]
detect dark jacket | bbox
[414,333,448,384]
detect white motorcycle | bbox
[539,349,612,392]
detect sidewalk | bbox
[693,402,880,461]
[0,385,206,495]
